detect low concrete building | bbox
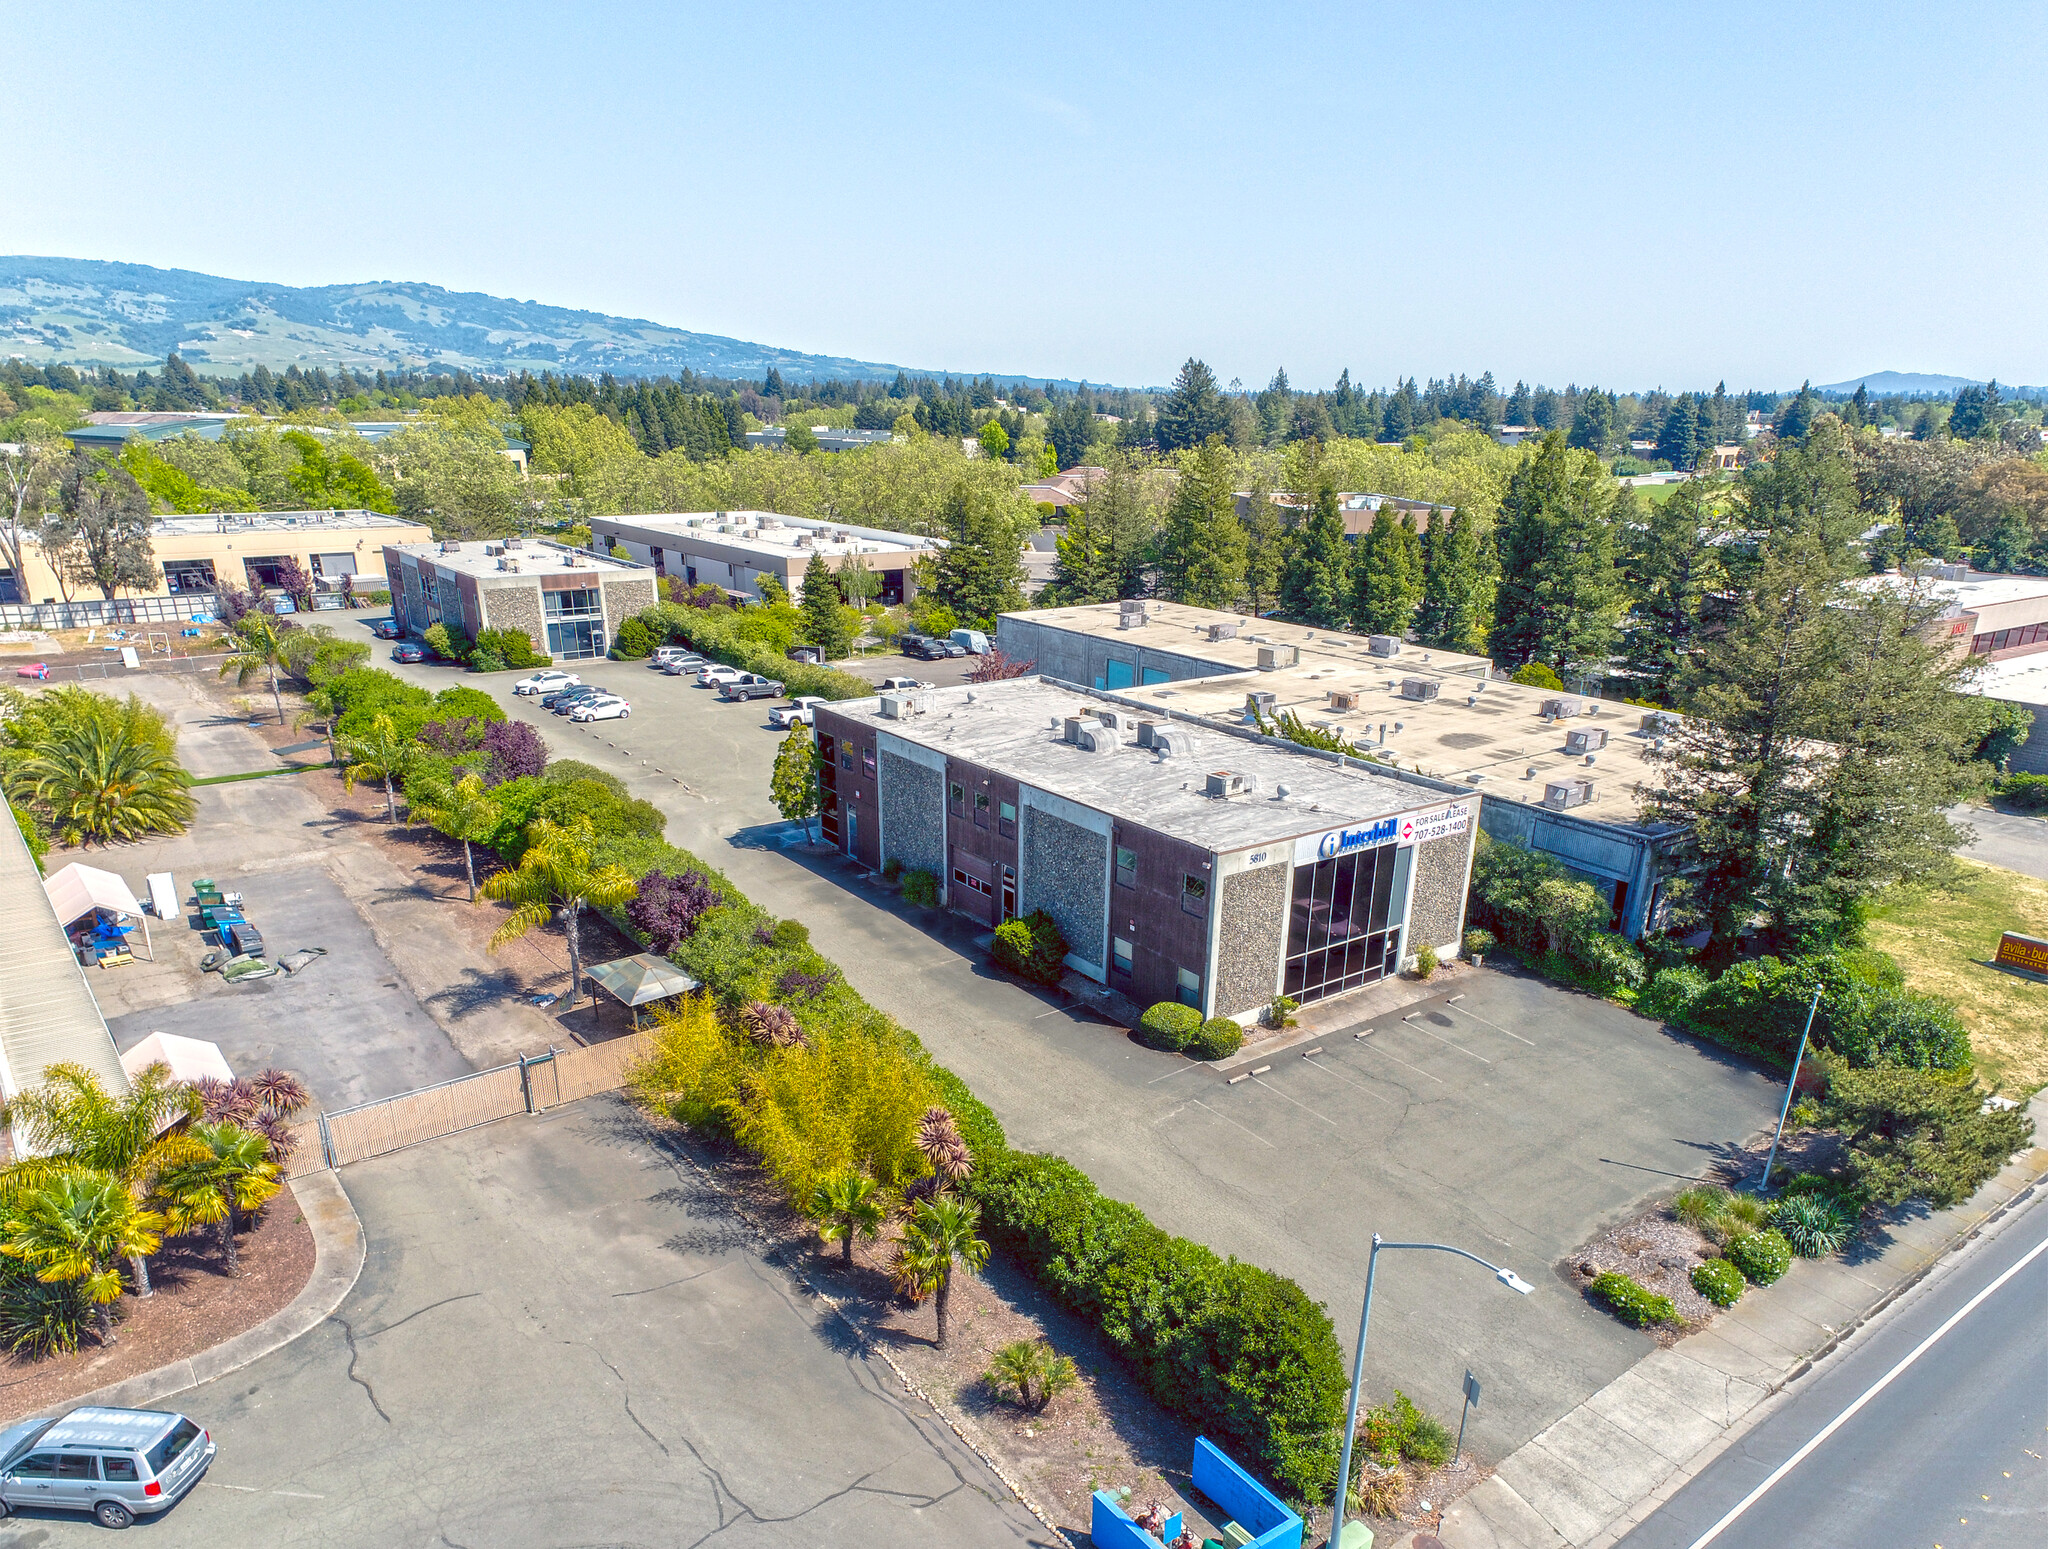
[744,426,894,453]
[1125,664,1685,939]
[994,600,1492,692]
[63,411,242,451]
[586,511,938,605]
[812,677,1478,1021]
[383,539,657,662]
[3,509,431,608]
[1889,566,2048,663]
[1961,652,2048,775]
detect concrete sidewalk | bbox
[1438,1091,2048,1549]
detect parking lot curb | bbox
[74,1169,367,1414]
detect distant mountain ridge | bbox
[1815,370,1991,395]
[0,255,932,383]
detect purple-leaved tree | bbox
[627,869,724,954]
[481,720,547,785]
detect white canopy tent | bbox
[120,1031,234,1088]
[41,862,153,961]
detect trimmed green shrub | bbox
[613,616,657,659]
[1414,942,1439,978]
[1591,1271,1680,1327]
[1682,954,1971,1071]
[1360,1389,1454,1469]
[900,868,938,907]
[543,759,623,794]
[1727,1228,1793,1285]
[468,646,507,673]
[422,621,472,663]
[770,919,811,951]
[992,910,1067,987]
[1576,931,1647,991]
[1690,1259,1744,1308]
[666,605,871,700]
[1138,1002,1202,1052]
[1824,1065,2035,1208]
[1770,1193,1855,1258]
[1189,1017,1244,1061]
[474,627,549,669]
[1998,772,2048,810]
[1640,966,1711,1023]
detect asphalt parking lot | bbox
[3,1101,1042,1547]
[346,616,1782,1459]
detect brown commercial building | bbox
[382,540,657,662]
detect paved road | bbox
[0,1100,1046,1547]
[1951,802,2048,882]
[343,618,1781,1462]
[1616,1190,2048,1549]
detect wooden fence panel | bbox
[548,1032,654,1107]
[321,1064,526,1168]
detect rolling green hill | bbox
[0,255,914,382]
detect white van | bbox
[949,628,989,655]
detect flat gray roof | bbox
[999,600,1494,677]
[391,539,645,581]
[155,510,426,538]
[0,811,127,1135]
[593,511,938,563]
[823,677,1460,854]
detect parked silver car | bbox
[0,1406,214,1528]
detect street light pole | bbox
[1756,986,1822,1195]
[1328,1235,1533,1548]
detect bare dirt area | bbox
[0,1183,315,1424]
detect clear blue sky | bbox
[5,1,2043,390]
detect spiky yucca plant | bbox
[739,1001,807,1049]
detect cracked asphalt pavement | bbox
[59,1098,1046,1547]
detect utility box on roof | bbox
[1565,726,1609,753]
[1256,643,1298,670]
[1399,678,1440,701]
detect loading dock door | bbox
[950,850,996,926]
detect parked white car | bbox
[768,696,826,729]
[876,676,935,692]
[514,670,578,696]
[569,694,631,722]
[696,664,742,687]
[651,646,697,668]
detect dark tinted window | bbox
[55,1455,97,1480]
[147,1421,200,1475]
[13,1454,55,1478]
[102,1456,139,1482]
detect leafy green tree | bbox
[220,613,292,724]
[0,1171,165,1344]
[808,1170,886,1265]
[770,721,821,841]
[797,552,850,659]
[279,429,396,511]
[479,815,638,1011]
[1567,390,1618,456]
[785,423,820,454]
[410,770,503,900]
[1947,381,2004,441]
[1051,454,1156,601]
[977,419,1011,461]
[1279,484,1350,629]
[1488,433,1619,675]
[341,712,421,823]
[1413,506,1493,654]
[157,1122,279,1277]
[836,551,881,608]
[1350,509,1423,636]
[1155,438,1246,609]
[0,1062,204,1298]
[1240,480,1286,618]
[1,433,63,590]
[52,452,158,599]
[924,480,1025,624]
[897,1194,990,1348]
[1156,358,1229,453]
[1618,480,1729,701]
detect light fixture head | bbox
[1498,1268,1534,1295]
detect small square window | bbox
[1182,872,1208,914]
[998,801,1016,837]
[1113,937,1134,973]
[949,781,965,809]
[1177,967,1201,1007]
[1115,846,1137,888]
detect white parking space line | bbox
[203,1483,327,1499]
[1147,1060,1205,1084]
[1352,1036,1446,1084]
[1441,1001,1536,1045]
[1249,1075,1341,1128]
[1399,1013,1492,1063]
[1299,1054,1394,1105]
[1190,1097,1278,1148]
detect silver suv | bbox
[0,1407,214,1528]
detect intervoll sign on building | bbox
[1294,803,1471,864]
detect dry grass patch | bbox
[1865,858,2048,1095]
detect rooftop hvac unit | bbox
[1541,696,1583,719]
[1150,729,1183,758]
[1074,724,1119,753]
[440,540,462,554]
[505,537,524,550]
[1116,601,1147,630]
[1206,620,1240,642]
[1328,689,1359,711]
[795,534,813,547]
[1543,778,1596,810]
[1368,635,1402,656]
[499,557,520,572]
[1399,678,1441,701]
[1063,716,1086,743]
[1093,708,1133,731]
[1566,726,1609,753]
[1256,643,1299,670]
[484,542,504,556]
[1639,710,1680,735]
[1244,690,1277,720]
[1205,770,1249,798]
[879,693,920,720]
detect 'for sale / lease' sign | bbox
[1994,931,2048,979]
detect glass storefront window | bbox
[1284,843,1400,1004]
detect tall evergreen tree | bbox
[924,480,1026,623]
[1155,438,1247,609]
[1413,506,1493,654]
[1350,508,1423,635]
[1567,390,1617,455]
[1488,432,1619,675]
[1278,484,1350,628]
[1616,481,1728,701]
[798,551,850,659]
[1155,358,1229,452]
[1655,394,1702,469]
[1240,480,1286,618]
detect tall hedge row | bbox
[638,602,873,700]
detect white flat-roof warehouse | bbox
[586,512,939,606]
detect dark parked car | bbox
[370,618,402,639]
[785,644,824,665]
[547,684,612,713]
[903,635,965,660]
[223,921,264,958]
[719,673,785,701]
[391,642,426,663]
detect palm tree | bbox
[808,1171,886,1266]
[156,1122,280,1277]
[219,613,290,725]
[341,712,419,823]
[0,1171,165,1344]
[480,815,637,1011]
[898,1195,989,1348]
[10,718,196,847]
[410,770,502,900]
[0,1061,205,1297]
